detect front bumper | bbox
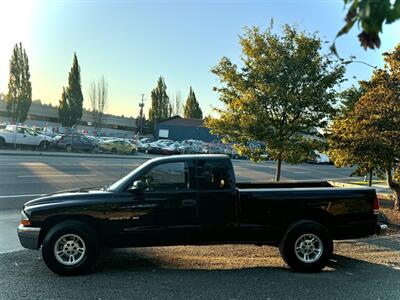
[17,225,41,249]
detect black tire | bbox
[66,144,72,152]
[39,140,50,151]
[0,137,5,148]
[42,221,99,276]
[111,148,117,154]
[279,220,333,273]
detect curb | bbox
[0,150,153,160]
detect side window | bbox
[140,162,189,191]
[17,128,25,134]
[197,160,233,190]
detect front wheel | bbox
[279,220,333,273]
[39,141,50,151]
[42,221,99,276]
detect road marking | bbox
[0,194,44,199]
[17,174,97,178]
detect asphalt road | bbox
[0,235,399,299]
[1,154,399,299]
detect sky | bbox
[0,0,399,118]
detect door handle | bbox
[181,199,197,207]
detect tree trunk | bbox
[386,168,400,211]
[368,169,373,187]
[275,157,282,182]
[393,189,400,211]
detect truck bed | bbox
[236,180,333,189]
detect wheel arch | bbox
[38,215,101,247]
[283,209,335,237]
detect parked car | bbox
[0,125,53,150]
[306,151,333,165]
[99,139,138,154]
[145,142,171,154]
[137,140,149,152]
[18,154,385,275]
[52,134,98,152]
[139,137,153,144]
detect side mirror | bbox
[130,180,146,191]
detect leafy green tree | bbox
[339,85,364,115]
[6,43,32,122]
[148,76,172,130]
[58,53,84,127]
[333,0,400,53]
[206,23,346,181]
[328,44,400,210]
[183,87,203,119]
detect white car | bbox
[0,125,53,150]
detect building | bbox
[0,99,137,138]
[155,116,217,142]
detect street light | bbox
[341,58,376,186]
[341,59,377,69]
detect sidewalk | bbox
[0,149,154,160]
[330,178,391,194]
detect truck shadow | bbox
[94,247,400,275]
[1,249,399,299]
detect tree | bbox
[148,76,172,130]
[59,88,70,126]
[206,23,346,181]
[89,76,108,132]
[333,0,400,53]
[6,43,32,122]
[329,45,400,210]
[174,91,183,116]
[183,87,203,119]
[58,53,84,127]
[339,85,364,115]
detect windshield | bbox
[107,159,154,191]
[25,128,37,136]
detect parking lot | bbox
[0,153,399,299]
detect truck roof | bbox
[147,154,230,163]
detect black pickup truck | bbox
[17,154,384,275]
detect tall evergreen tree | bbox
[58,53,84,127]
[148,76,171,129]
[6,43,32,122]
[183,87,203,119]
[58,88,70,126]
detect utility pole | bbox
[138,94,145,136]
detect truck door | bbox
[105,161,199,246]
[196,159,237,242]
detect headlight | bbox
[20,210,31,226]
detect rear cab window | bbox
[196,159,234,190]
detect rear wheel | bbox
[66,144,72,152]
[111,148,117,154]
[42,221,99,276]
[0,137,5,148]
[39,140,50,151]
[279,220,333,272]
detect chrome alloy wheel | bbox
[294,233,323,263]
[54,234,86,266]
